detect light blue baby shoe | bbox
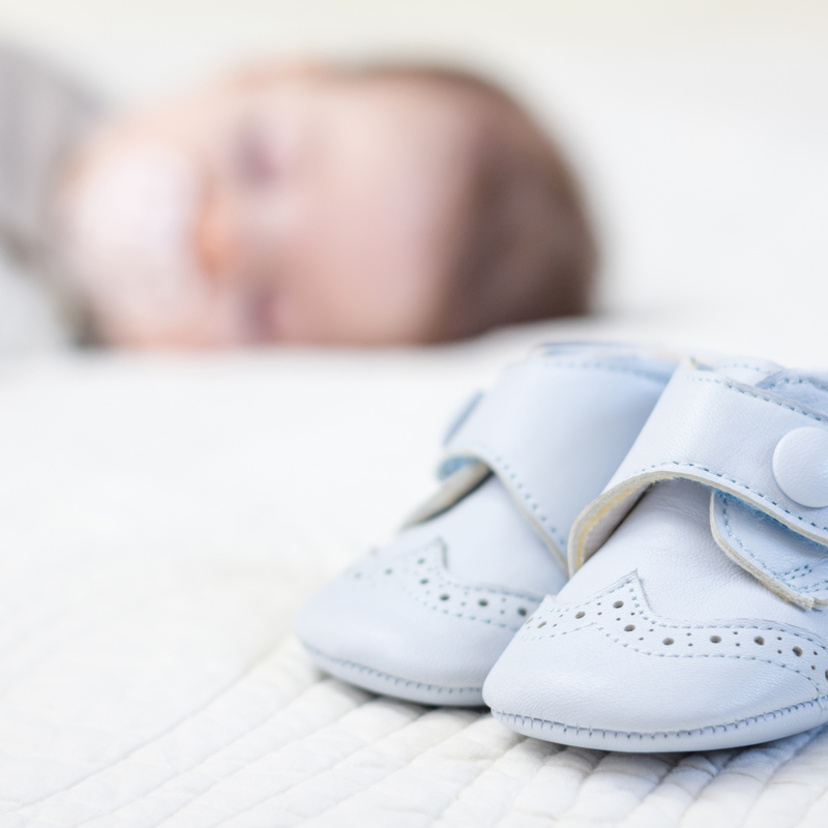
[485,356,828,750]
[294,343,676,705]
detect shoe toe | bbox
[484,575,828,751]
[294,538,543,705]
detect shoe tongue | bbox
[420,475,568,596]
[558,480,741,616]
[570,465,828,613]
[560,480,806,626]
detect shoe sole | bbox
[491,702,828,753]
[303,643,486,707]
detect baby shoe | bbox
[484,356,828,750]
[293,343,676,705]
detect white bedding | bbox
[4,316,828,828]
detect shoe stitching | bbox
[791,583,828,594]
[519,577,828,694]
[457,438,567,553]
[449,358,673,555]
[491,698,828,743]
[624,459,828,535]
[397,543,538,631]
[716,361,776,375]
[525,576,828,643]
[350,540,541,631]
[719,497,828,595]
[764,376,828,395]
[526,358,674,386]
[685,372,828,425]
[720,497,814,584]
[608,374,828,540]
[784,565,819,578]
[302,643,483,697]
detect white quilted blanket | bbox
[4,316,828,828]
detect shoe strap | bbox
[570,359,828,609]
[405,344,675,571]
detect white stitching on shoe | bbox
[518,576,828,695]
[685,373,828,425]
[348,540,542,631]
[765,376,828,395]
[455,438,568,553]
[623,459,828,534]
[718,497,828,595]
[303,643,484,698]
[526,359,674,386]
[490,701,828,742]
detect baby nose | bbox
[194,184,239,282]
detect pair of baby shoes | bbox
[294,343,828,753]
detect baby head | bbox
[58,60,596,347]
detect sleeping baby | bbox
[2,42,597,348]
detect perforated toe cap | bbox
[294,539,543,704]
[483,576,828,751]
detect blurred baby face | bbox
[60,69,473,347]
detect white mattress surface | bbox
[4,318,828,827]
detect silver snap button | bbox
[772,427,828,508]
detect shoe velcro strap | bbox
[407,346,674,570]
[570,362,828,607]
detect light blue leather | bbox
[571,360,828,572]
[294,343,676,705]
[485,356,828,751]
[418,346,677,568]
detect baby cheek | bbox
[60,146,248,346]
[307,268,428,345]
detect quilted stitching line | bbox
[0,576,183,705]
[739,722,828,823]
[8,634,292,817]
[635,747,737,822]
[144,668,420,828]
[213,705,484,828]
[427,727,535,825]
[69,657,336,828]
[437,734,566,826]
